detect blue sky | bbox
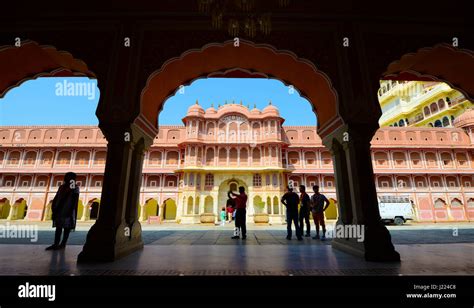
[0,77,317,126]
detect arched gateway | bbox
[75,40,400,263]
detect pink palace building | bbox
[0,103,474,224]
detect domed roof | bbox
[453,108,474,128]
[250,103,261,114]
[187,100,205,116]
[262,101,279,116]
[206,104,217,114]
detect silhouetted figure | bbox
[281,186,302,241]
[228,186,248,239]
[311,185,329,240]
[299,185,311,237]
[45,172,79,250]
[90,201,99,219]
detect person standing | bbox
[299,185,311,237]
[281,186,303,241]
[228,186,248,239]
[310,185,329,240]
[226,198,234,223]
[220,207,227,226]
[45,172,80,250]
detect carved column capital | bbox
[99,122,154,151]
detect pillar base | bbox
[364,222,400,262]
[331,223,400,262]
[77,221,144,263]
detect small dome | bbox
[250,103,261,114]
[206,104,217,114]
[262,101,279,116]
[453,108,474,128]
[187,100,205,116]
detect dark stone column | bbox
[125,125,153,251]
[324,124,400,262]
[78,123,153,263]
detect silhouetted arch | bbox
[139,40,341,138]
[0,40,96,98]
[383,44,474,101]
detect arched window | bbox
[451,198,462,207]
[272,174,278,186]
[374,152,388,166]
[438,99,445,110]
[252,148,261,165]
[434,198,446,208]
[288,151,299,165]
[240,148,248,165]
[229,148,238,165]
[187,197,194,214]
[205,148,214,165]
[166,151,179,165]
[398,119,405,127]
[149,151,162,165]
[434,120,442,127]
[207,122,215,135]
[75,151,90,165]
[442,116,450,127]
[423,106,431,116]
[24,151,37,165]
[57,151,72,165]
[218,148,227,165]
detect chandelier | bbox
[197,0,291,38]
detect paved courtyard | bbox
[1,221,473,246]
[0,221,472,276]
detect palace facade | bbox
[1,103,474,224]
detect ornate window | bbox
[205,173,214,186]
[253,174,262,187]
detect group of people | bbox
[224,184,329,241]
[46,172,329,249]
[281,185,329,241]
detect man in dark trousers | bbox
[311,185,330,240]
[228,186,248,239]
[281,185,303,241]
[299,185,311,237]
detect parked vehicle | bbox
[378,195,414,225]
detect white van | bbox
[378,195,414,225]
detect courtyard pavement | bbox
[0,221,472,276]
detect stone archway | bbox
[142,198,158,221]
[0,40,96,99]
[139,40,342,138]
[79,40,401,262]
[217,178,248,220]
[0,198,10,219]
[42,201,53,221]
[8,198,27,220]
[382,44,474,101]
[163,199,177,221]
